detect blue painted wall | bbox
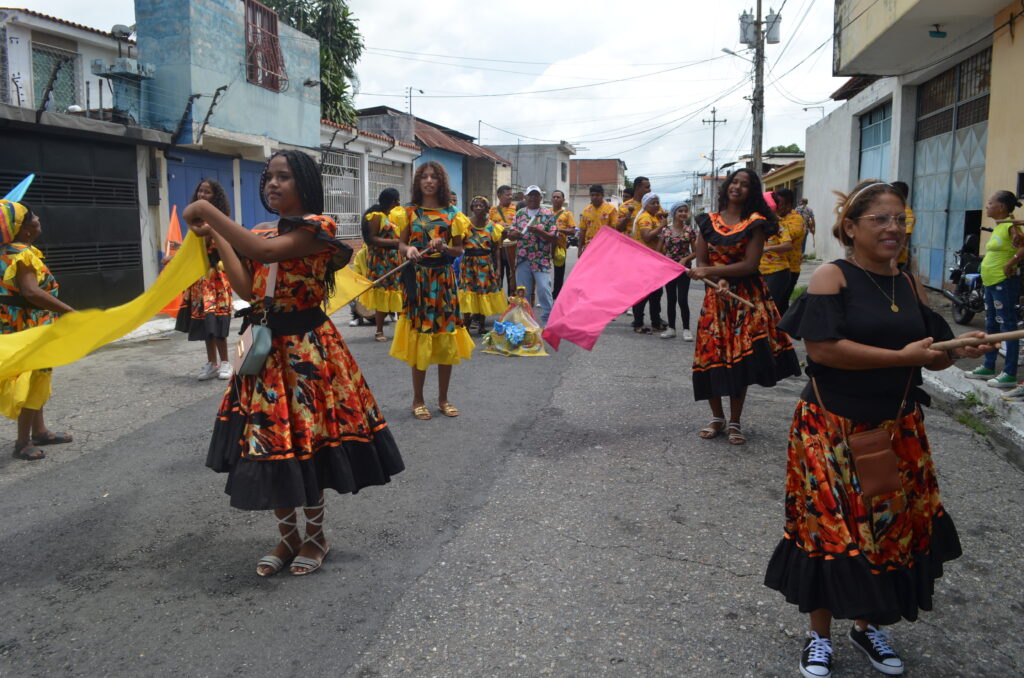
[416,148,465,209]
[136,0,321,149]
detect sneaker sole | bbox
[799,663,831,678]
[848,631,904,675]
[964,373,994,379]
[988,382,1018,389]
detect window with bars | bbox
[31,42,79,112]
[244,0,288,93]
[1,27,8,105]
[368,159,405,206]
[859,102,892,181]
[916,48,991,141]
[321,150,362,237]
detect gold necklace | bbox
[850,256,899,312]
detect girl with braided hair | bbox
[175,178,235,380]
[183,150,404,577]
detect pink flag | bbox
[543,228,686,351]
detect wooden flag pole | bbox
[930,329,1024,352]
[702,279,755,309]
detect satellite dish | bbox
[111,24,133,39]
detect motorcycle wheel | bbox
[952,302,974,325]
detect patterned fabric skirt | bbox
[691,275,800,400]
[206,318,404,510]
[0,368,52,420]
[390,261,474,370]
[175,268,232,341]
[764,400,962,624]
[458,253,506,315]
[363,245,404,313]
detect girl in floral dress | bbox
[183,150,403,577]
[0,200,75,460]
[458,195,505,335]
[175,179,234,380]
[660,202,697,340]
[361,187,404,342]
[688,169,801,444]
[390,161,474,421]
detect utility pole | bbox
[752,0,765,177]
[703,107,726,207]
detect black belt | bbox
[415,256,452,268]
[236,306,329,336]
[0,294,38,309]
[463,248,491,257]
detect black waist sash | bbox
[463,248,491,257]
[0,294,38,309]
[236,306,329,336]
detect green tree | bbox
[765,143,802,154]
[261,0,364,125]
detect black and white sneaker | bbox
[800,631,834,678]
[848,624,904,675]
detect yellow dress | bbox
[362,210,404,313]
[390,205,475,370]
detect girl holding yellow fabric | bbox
[0,200,75,460]
[361,188,404,342]
[459,195,505,335]
[391,162,474,420]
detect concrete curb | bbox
[924,367,1024,472]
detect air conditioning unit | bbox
[112,58,139,76]
[90,59,107,76]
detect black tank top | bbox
[799,259,929,422]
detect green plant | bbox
[789,284,807,302]
[955,412,988,435]
[963,392,981,408]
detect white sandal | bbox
[256,512,299,577]
[291,501,331,576]
[699,417,726,439]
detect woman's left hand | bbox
[428,237,445,253]
[715,278,730,296]
[182,200,208,227]
[688,266,708,280]
[954,331,998,359]
[1004,262,1018,279]
[189,221,213,237]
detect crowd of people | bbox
[1,149,1012,678]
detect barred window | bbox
[31,43,78,112]
[244,0,288,92]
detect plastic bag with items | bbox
[482,287,549,357]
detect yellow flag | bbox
[325,266,375,316]
[0,230,209,380]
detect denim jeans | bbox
[515,261,553,323]
[983,276,1020,376]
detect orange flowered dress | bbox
[362,210,403,313]
[389,205,474,370]
[691,212,800,400]
[765,262,961,623]
[206,215,403,510]
[175,239,233,340]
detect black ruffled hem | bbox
[693,341,801,400]
[206,411,404,511]
[764,511,962,624]
[176,311,231,341]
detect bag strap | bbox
[262,262,279,306]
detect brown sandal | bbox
[412,405,432,420]
[12,441,45,460]
[438,402,460,417]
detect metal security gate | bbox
[368,158,406,205]
[321,150,361,237]
[911,49,990,287]
[0,130,142,309]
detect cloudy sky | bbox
[21,0,845,202]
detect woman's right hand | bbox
[688,266,709,280]
[898,337,943,366]
[405,246,422,262]
[182,200,209,227]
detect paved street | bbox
[2,254,1023,678]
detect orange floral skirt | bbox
[764,400,962,624]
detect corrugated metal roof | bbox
[414,119,510,164]
[321,119,419,150]
[0,7,130,41]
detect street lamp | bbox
[721,47,753,62]
[803,106,825,119]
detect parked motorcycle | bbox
[941,229,988,325]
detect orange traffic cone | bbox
[159,206,185,318]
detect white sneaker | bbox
[217,361,232,380]
[682,329,693,341]
[660,328,676,339]
[625,309,633,316]
[348,318,360,327]
[197,363,218,381]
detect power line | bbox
[365,46,725,68]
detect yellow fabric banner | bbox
[0,231,210,380]
[325,266,375,317]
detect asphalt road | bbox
[1,253,1022,678]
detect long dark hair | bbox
[259,149,324,215]
[716,169,777,225]
[411,161,452,208]
[361,187,401,241]
[191,178,231,217]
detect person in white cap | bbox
[506,185,557,323]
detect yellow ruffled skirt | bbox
[0,369,52,419]
[389,316,474,370]
[458,290,507,316]
[362,287,404,313]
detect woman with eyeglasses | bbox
[764,179,993,678]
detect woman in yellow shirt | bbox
[632,193,668,333]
